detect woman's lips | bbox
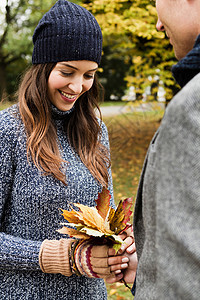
[59,90,78,102]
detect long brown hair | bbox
[18,63,110,186]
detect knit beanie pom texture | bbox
[32,0,102,65]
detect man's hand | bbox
[106,249,137,284]
[122,251,137,283]
[105,234,138,284]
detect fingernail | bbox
[122,257,129,263]
[115,270,121,274]
[120,246,124,252]
[121,263,128,268]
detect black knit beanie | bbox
[32,0,102,65]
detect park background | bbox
[0,0,178,299]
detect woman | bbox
[0,1,135,299]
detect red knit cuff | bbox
[75,240,99,278]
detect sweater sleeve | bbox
[0,109,42,272]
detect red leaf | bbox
[118,224,132,234]
[122,197,133,224]
[95,187,111,220]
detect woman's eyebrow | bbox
[87,67,98,72]
[59,63,98,72]
[59,63,78,70]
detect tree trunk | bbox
[0,63,7,101]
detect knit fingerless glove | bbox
[71,239,111,278]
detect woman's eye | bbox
[60,71,72,76]
[85,74,94,79]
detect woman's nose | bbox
[68,77,83,94]
[156,18,165,31]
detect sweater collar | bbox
[51,104,74,120]
[172,34,200,87]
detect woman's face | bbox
[48,60,98,111]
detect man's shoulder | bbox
[169,72,200,109]
[164,72,200,127]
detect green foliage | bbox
[0,0,55,99]
[0,0,180,103]
[83,0,179,101]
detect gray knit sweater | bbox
[0,104,114,300]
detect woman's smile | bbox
[58,90,78,102]
[48,60,98,111]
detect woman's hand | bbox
[73,240,130,279]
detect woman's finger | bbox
[108,255,129,267]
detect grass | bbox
[0,100,164,299]
[0,100,16,111]
[104,107,164,202]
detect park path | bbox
[98,102,165,117]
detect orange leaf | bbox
[57,227,90,239]
[61,209,84,225]
[95,187,111,220]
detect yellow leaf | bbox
[74,204,106,233]
[109,289,117,296]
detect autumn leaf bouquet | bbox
[58,187,133,252]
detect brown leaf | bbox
[108,207,115,223]
[110,200,125,233]
[95,187,111,220]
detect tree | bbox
[0,0,55,100]
[82,0,179,102]
[1,0,179,103]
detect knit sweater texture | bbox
[0,104,114,299]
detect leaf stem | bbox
[121,279,132,291]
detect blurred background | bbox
[0,0,180,104]
[0,1,178,298]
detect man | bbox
[134,0,200,298]
[108,0,200,298]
